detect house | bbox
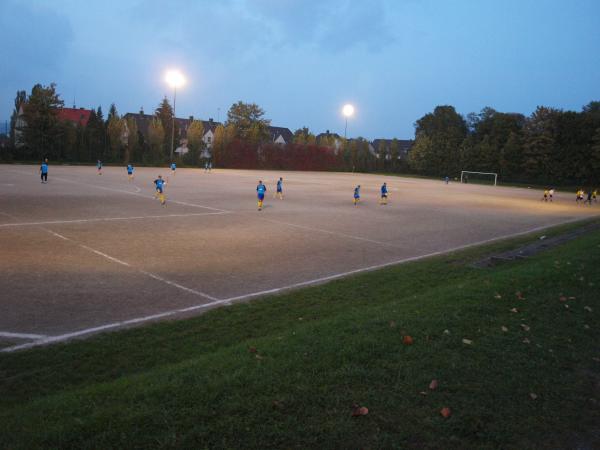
[14,105,93,147]
[371,139,414,159]
[122,112,222,156]
[267,126,293,145]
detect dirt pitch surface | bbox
[1,164,598,351]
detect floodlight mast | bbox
[165,70,185,161]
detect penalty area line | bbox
[1,217,588,353]
[0,211,229,228]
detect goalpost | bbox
[460,171,498,186]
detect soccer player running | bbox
[380,182,388,205]
[170,162,177,176]
[542,188,549,202]
[593,188,598,203]
[40,158,49,183]
[275,177,283,199]
[576,189,584,204]
[585,189,593,206]
[549,188,555,202]
[127,164,134,181]
[353,185,361,206]
[154,175,167,206]
[257,180,267,211]
[97,160,103,175]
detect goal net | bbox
[460,171,498,186]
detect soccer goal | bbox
[460,171,498,186]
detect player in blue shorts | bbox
[353,185,361,205]
[127,164,134,181]
[40,158,49,183]
[257,180,266,211]
[275,177,283,199]
[380,182,388,205]
[97,160,103,175]
[170,162,176,175]
[154,175,167,206]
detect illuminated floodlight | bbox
[165,70,185,89]
[342,103,355,117]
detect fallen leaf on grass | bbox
[389,320,397,328]
[462,338,473,345]
[255,354,264,360]
[429,379,439,390]
[584,306,593,312]
[440,407,452,418]
[501,326,508,332]
[403,335,414,345]
[419,391,428,396]
[568,296,576,300]
[523,338,531,344]
[249,347,258,354]
[351,405,369,417]
[443,329,451,335]
[516,291,525,300]
[494,293,502,299]
[521,324,530,331]
[559,296,567,302]
[530,393,538,400]
[584,324,590,330]
[565,304,570,309]
[510,308,519,313]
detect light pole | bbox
[342,104,354,139]
[165,70,185,161]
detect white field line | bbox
[7,169,228,213]
[0,331,47,340]
[0,217,587,353]
[44,229,219,302]
[0,211,228,228]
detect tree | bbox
[125,116,140,163]
[155,97,176,159]
[21,83,64,160]
[9,90,26,147]
[523,106,560,182]
[107,115,126,163]
[184,120,205,166]
[225,101,270,141]
[147,118,165,164]
[412,105,467,176]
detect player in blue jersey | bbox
[257,180,267,211]
[380,182,388,205]
[154,175,167,206]
[353,185,361,206]
[170,162,176,175]
[97,160,103,175]
[275,177,283,199]
[40,158,49,183]
[127,164,134,181]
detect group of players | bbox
[39,159,596,209]
[575,188,598,205]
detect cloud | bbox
[0,1,74,84]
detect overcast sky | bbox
[1,0,599,139]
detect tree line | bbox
[408,103,600,184]
[4,83,600,184]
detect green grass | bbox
[1,222,599,449]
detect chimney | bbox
[189,115,194,122]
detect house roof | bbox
[268,126,293,143]
[372,139,414,154]
[124,113,221,138]
[56,108,93,126]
